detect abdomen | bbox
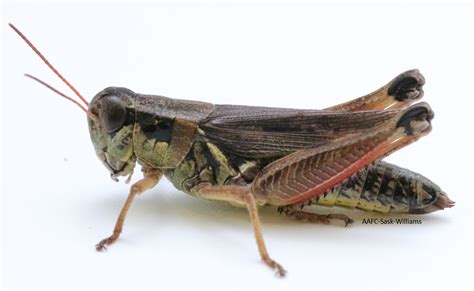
[303,161,454,214]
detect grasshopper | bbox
[10,23,454,277]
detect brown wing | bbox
[198,104,402,159]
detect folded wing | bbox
[198,104,402,159]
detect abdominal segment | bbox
[299,161,453,214]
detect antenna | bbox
[8,23,89,106]
[24,74,90,114]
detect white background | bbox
[1,1,473,289]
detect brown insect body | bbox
[84,73,453,276]
[10,23,454,277]
[86,86,441,208]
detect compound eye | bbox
[100,95,127,133]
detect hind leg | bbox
[279,205,354,227]
[326,69,425,112]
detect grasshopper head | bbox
[8,24,138,182]
[88,87,137,181]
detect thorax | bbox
[165,141,267,196]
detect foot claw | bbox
[95,236,116,251]
[95,244,107,251]
[346,217,354,226]
[264,258,287,278]
[286,210,353,227]
[326,214,354,227]
[274,263,287,278]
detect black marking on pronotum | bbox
[137,111,175,142]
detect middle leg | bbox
[193,184,287,277]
